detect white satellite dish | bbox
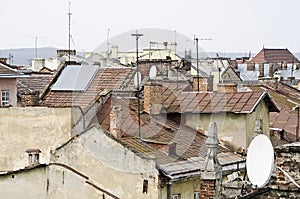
[246,134,274,188]
[149,65,157,79]
[134,71,141,88]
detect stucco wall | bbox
[51,125,159,199]
[0,166,47,199]
[185,103,270,150]
[0,107,72,171]
[159,178,200,199]
[0,78,17,106]
[245,101,270,147]
[185,112,247,149]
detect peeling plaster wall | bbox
[51,125,160,199]
[160,178,200,199]
[185,103,270,150]
[0,166,47,199]
[0,107,72,171]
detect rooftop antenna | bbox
[194,36,199,92]
[107,28,110,55]
[68,2,72,63]
[131,31,143,138]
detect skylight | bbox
[51,65,98,91]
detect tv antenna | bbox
[131,31,143,138]
[68,2,72,63]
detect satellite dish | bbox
[149,65,157,79]
[134,71,141,87]
[246,134,274,188]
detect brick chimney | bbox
[193,76,213,92]
[25,149,41,167]
[217,82,237,93]
[110,106,122,138]
[200,122,222,199]
[144,82,163,114]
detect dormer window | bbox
[1,90,9,106]
[25,149,41,166]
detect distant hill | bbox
[0,47,299,66]
[0,47,57,66]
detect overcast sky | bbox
[1,0,299,53]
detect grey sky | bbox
[1,0,299,53]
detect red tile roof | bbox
[18,73,55,94]
[249,85,300,141]
[95,97,237,164]
[165,91,279,114]
[43,67,134,110]
[0,62,22,77]
[250,48,300,64]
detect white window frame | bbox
[194,192,200,199]
[1,91,10,106]
[171,194,181,199]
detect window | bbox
[1,91,9,106]
[142,179,148,193]
[171,194,181,199]
[194,192,200,199]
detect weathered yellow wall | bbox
[245,101,270,146]
[0,107,72,171]
[185,112,247,150]
[51,125,160,199]
[159,178,200,199]
[185,101,270,150]
[0,166,47,199]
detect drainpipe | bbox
[167,181,172,199]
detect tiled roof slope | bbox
[94,97,239,165]
[18,73,54,94]
[0,62,21,76]
[249,85,300,141]
[250,48,300,64]
[43,67,134,110]
[165,91,279,114]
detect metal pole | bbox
[195,37,199,92]
[68,2,72,63]
[296,106,299,142]
[131,32,143,138]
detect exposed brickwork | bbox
[143,82,162,114]
[20,92,40,106]
[193,76,213,92]
[217,83,237,93]
[274,143,300,192]
[110,106,122,138]
[200,179,216,199]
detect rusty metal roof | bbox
[165,91,279,114]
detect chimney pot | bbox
[110,106,122,138]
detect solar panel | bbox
[51,65,98,91]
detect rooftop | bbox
[250,48,300,64]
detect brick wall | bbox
[143,82,162,114]
[193,76,213,92]
[200,179,216,199]
[217,83,237,93]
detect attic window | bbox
[25,149,41,166]
[142,179,148,193]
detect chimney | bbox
[25,149,41,167]
[144,82,163,114]
[110,106,122,138]
[193,76,213,92]
[217,82,237,93]
[111,46,119,59]
[200,122,222,199]
[168,142,176,156]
